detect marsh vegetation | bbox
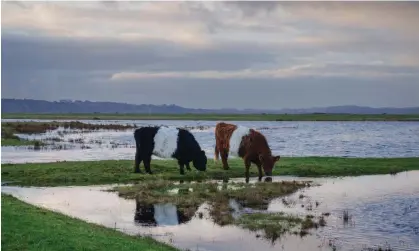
[111,179,325,241]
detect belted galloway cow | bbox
[214,122,280,182]
[134,126,207,175]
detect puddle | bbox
[2,172,419,251]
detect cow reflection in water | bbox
[134,199,195,227]
[219,176,274,211]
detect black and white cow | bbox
[133,126,207,175]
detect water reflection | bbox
[2,172,419,251]
[264,177,273,182]
[134,200,195,227]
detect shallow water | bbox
[2,171,419,251]
[2,119,419,164]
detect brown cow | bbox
[214,122,280,182]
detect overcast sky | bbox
[2,1,419,109]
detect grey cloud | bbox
[100,1,118,9]
[2,1,419,109]
[281,1,419,34]
[6,72,416,109]
[3,67,418,110]
[1,33,284,73]
[1,68,98,101]
[314,63,419,78]
[109,78,419,109]
[9,30,416,76]
[109,63,419,82]
[217,1,419,40]
[222,1,280,17]
[1,34,168,72]
[4,1,28,9]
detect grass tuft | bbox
[111,179,324,241]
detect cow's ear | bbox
[273,155,281,162]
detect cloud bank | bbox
[2,1,419,109]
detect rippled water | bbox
[2,171,419,251]
[2,119,419,164]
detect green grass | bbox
[1,137,39,146]
[2,112,419,121]
[1,194,179,251]
[236,213,325,241]
[2,157,418,187]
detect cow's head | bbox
[259,154,280,176]
[193,150,207,171]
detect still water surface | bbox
[2,119,418,164]
[2,171,419,251]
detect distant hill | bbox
[2,98,419,114]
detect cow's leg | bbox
[185,162,191,171]
[143,155,153,174]
[134,148,142,173]
[221,148,230,170]
[256,163,263,182]
[214,143,220,163]
[178,160,185,175]
[244,156,251,183]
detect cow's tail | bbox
[133,128,141,149]
[214,123,221,162]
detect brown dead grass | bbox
[2,121,136,135]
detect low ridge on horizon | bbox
[2,98,418,115]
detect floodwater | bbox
[2,119,419,164]
[2,171,419,251]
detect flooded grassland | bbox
[2,172,419,251]
[2,119,419,251]
[2,119,419,164]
